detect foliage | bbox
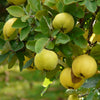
[0,0,100,99]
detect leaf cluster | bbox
[0,0,100,98]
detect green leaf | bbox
[93,21,100,35]
[34,26,41,32]
[65,88,89,97]
[26,40,35,52]
[85,92,94,100]
[64,0,82,5]
[43,4,58,16]
[90,44,100,60]
[20,26,31,41]
[8,53,17,69]
[58,43,72,57]
[96,12,100,21]
[46,41,54,49]
[71,44,83,56]
[26,4,31,13]
[23,58,34,69]
[97,0,100,6]
[69,27,85,40]
[0,51,10,64]
[6,6,25,17]
[55,33,70,44]
[28,0,41,12]
[21,15,30,22]
[58,43,73,67]
[34,33,48,40]
[56,0,64,12]
[44,0,56,7]
[78,1,85,5]
[82,74,100,88]
[40,17,50,35]
[42,77,53,87]
[24,49,34,58]
[64,4,85,18]
[85,0,97,13]
[10,40,24,52]
[0,38,6,50]
[35,10,48,20]
[73,36,87,48]
[46,66,60,79]
[35,38,49,53]
[16,51,24,71]
[51,29,60,37]
[0,22,4,31]
[1,41,11,54]
[12,18,28,28]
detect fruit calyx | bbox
[71,69,83,83]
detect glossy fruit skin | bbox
[24,56,35,71]
[3,18,17,40]
[72,54,97,79]
[68,95,79,100]
[7,0,26,5]
[60,68,84,89]
[52,13,74,33]
[34,49,58,70]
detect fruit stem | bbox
[58,59,68,68]
[96,70,100,74]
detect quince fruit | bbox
[72,54,97,79]
[60,68,84,89]
[3,18,17,40]
[34,49,58,70]
[52,12,74,33]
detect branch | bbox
[58,59,68,68]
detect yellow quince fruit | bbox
[72,54,97,79]
[52,12,74,33]
[34,49,58,70]
[60,68,84,89]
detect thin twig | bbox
[58,59,68,68]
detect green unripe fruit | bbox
[52,12,74,33]
[34,49,58,70]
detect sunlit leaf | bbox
[7,6,25,17]
[35,38,49,53]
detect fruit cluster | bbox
[60,54,97,89]
[3,0,98,90]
